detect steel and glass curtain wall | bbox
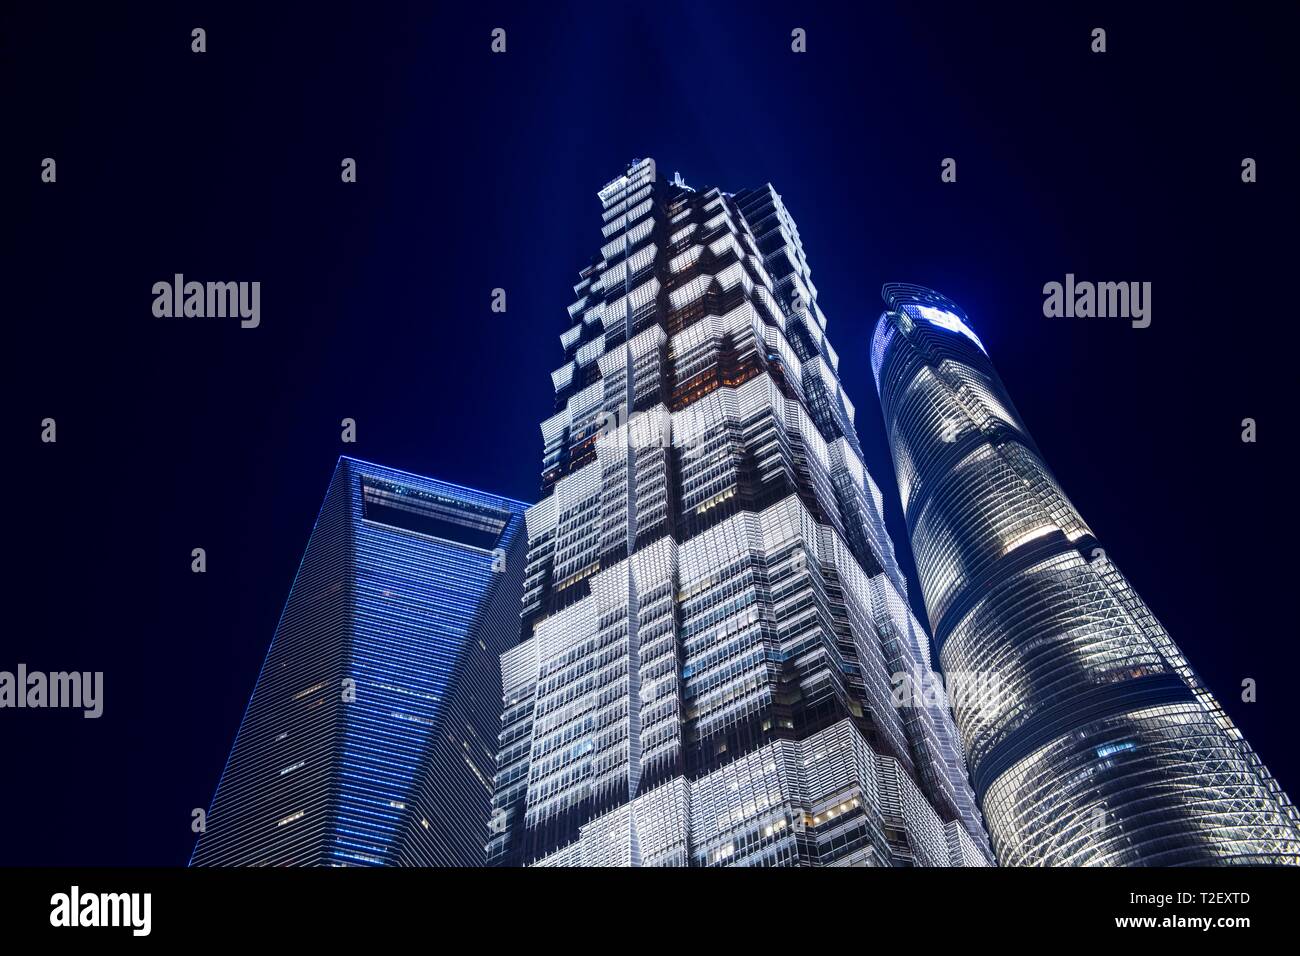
[487,161,992,867]
[870,283,1300,865]
[192,457,528,866]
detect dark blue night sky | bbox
[6,2,1296,863]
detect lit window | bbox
[915,304,986,353]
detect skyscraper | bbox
[192,457,528,866]
[870,283,1300,865]
[487,160,992,867]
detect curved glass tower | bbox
[870,283,1300,866]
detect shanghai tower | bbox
[870,283,1300,865]
[487,161,992,866]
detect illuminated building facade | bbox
[487,161,992,867]
[870,283,1300,865]
[192,457,528,866]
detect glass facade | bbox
[191,457,528,866]
[488,162,992,866]
[871,283,1300,865]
